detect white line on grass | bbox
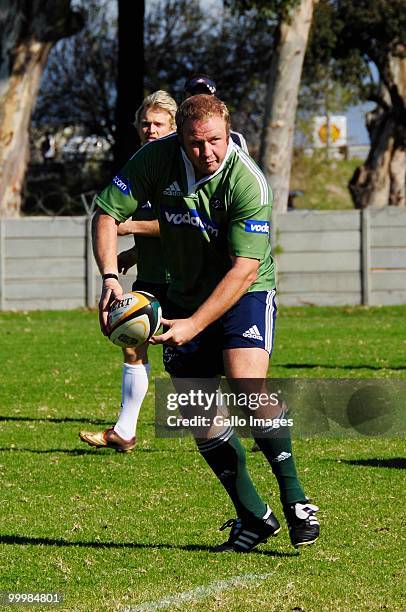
[121,572,275,611]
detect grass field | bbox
[0,306,405,611]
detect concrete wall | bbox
[274,208,406,306]
[275,211,361,306]
[0,209,405,310]
[0,217,133,311]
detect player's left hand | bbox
[150,317,200,346]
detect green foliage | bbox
[301,0,366,115]
[144,0,276,142]
[303,0,406,113]
[334,0,406,69]
[34,0,117,142]
[35,0,277,149]
[0,308,404,609]
[225,0,300,20]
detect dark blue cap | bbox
[183,75,217,97]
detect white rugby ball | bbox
[107,291,162,348]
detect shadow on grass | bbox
[277,363,406,371]
[0,416,111,425]
[0,447,197,455]
[338,458,406,469]
[0,448,103,455]
[0,534,296,557]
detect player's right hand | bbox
[117,219,137,235]
[99,279,123,335]
[150,317,201,346]
[117,247,138,275]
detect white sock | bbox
[114,363,150,440]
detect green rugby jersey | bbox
[132,236,170,284]
[131,199,171,284]
[96,134,275,310]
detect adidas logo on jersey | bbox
[242,325,263,340]
[163,181,182,196]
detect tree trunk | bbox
[349,51,406,209]
[0,41,51,217]
[349,109,395,209]
[0,1,83,217]
[389,147,405,206]
[258,0,317,212]
[114,0,145,169]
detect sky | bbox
[347,103,374,145]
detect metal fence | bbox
[0,208,405,311]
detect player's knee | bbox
[122,345,148,365]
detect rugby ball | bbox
[107,291,161,348]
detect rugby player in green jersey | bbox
[92,94,319,551]
[80,90,177,453]
[81,78,251,454]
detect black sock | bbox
[196,429,267,520]
[251,414,305,506]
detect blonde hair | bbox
[134,90,177,131]
[176,94,230,137]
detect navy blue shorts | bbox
[163,290,277,378]
[131,280,169,314]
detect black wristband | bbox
[102,273,119,281]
